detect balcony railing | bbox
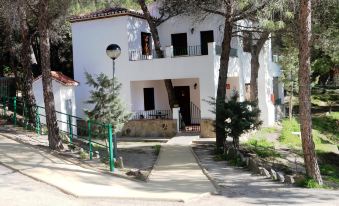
[128,43,238,61]
[215,45,238,57]
[173,45,202,57]
[130,109,173,120]
[129,49,164,61]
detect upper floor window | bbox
[243,31,252,53]
[141,32,152,55]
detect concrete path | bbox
[0,134,216,202]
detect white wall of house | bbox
[127,16,152,51]
[257,39,276,126]
[32,79,77,132]
[72,16,129,117]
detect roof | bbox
[69,7,146,23]
[34,71,79,86]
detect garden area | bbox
[239,88,339,188]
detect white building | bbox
[33,71,78,133]
[70,7,283,137]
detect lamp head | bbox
[106,44,121,60]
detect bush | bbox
[245,138,280,158]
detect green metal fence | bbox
[0,95,115,172]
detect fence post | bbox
[88,120,92,160]
[68,115,73,144]
[35,107,40,135]
[107,124,114,172]
[13,97,16,126]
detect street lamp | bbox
[106,44,121,159]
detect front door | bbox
[200,30,214,55]
[171,33,188,56]
[174,86,191,125]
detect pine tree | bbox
[223,93,262,149]
[84,72,130,134]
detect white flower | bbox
[225,118,232,123]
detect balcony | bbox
[128,43,238,61]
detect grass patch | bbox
[296,178,330,189]
[243,138,280,158]
[79,150,88,160]
[213,152,246,167]
[152,144,161,155]
[320,164,339,184]
[312,112,339,143]
[279,118,337,153]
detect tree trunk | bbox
[216,19,233,150]
[250,32,269,102]
[137,0,177,108]
[18,1,36,124]
[289,82,294,120]
[38,0,63,150]
[298,0,322,184]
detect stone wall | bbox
[120,119,177,137]
[200,119,215,138]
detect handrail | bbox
[0,95,115,172]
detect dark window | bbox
[141,32,152,55]
[200,30,214,55]
[171,33,188,56]
[243,31,252,52]
[144,88,155,111]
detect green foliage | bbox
[280,118,338,153]
[320,164,339,183]
[279,46,299,94]
[84,72,131,134]
[244,138,280,158]
[312,112,339,143]
[296,177,330,189]
[208,93,262,149]
[152,144,161,155]
[209,93,262,149]
[79,150,88,160]
[223,93,262,148]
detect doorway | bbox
[171,33,188,56]
[200,30,214,55]
[174,86,191,125]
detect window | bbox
[243,31,252,52]
[144,88,155,111]
[141,32,152,55]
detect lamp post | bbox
[106,44,121,159]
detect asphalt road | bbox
[2,163,339,206]
[0,164,241,206]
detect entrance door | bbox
[200,30,214,55]
[174,86,191,125]
[171,33,188,56]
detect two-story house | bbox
[70,7,284,138]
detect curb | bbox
[189,145,222,195]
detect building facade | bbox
[70,7,284,137]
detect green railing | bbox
[0,96,115,172]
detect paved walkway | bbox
[0,134,216,202]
